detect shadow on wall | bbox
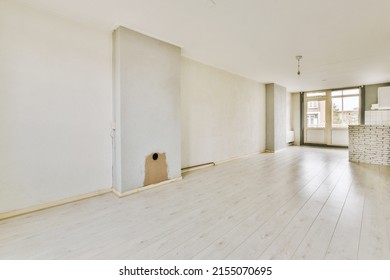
[144,153,168,186]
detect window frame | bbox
[331,89,361,128]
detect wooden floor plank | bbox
[1,147,389,260]
[324,164,367,260]
[195,160,343,259]
[358,165,390,259]
[259,163,350,260]
[225,159,345,260]
[87,152,301,259]
[291,165,353,259]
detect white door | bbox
[304,92,329,145]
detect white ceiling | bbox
[16,0,390,92]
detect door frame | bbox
[301,87,363,147]
[303,91,330,145]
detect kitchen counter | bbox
[348,125,390,165]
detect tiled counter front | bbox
[349,125,390,165]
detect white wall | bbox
[181,57,265,168]
[113,27,181,192]
[286,92,292,132]
[266,83,287,151]
[0,1,112,213]
[291,92,301,145]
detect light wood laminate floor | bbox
[1,146,390,260]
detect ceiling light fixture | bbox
[296,55,302,76]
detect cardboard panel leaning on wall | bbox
[0,1,112,213]
[113,27,181,193]
[181,57,265,168]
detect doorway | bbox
[303,88,361,146]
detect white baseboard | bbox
[0,188,112,221]
[1,176,185,220]
[112,176,183,198]
[181,163,215,173]
[215,150,264,165]
[264,147,288,153]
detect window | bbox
[308,101,319,109]
[331,89,360,128]
[304,87,361,146]
[307,113,319,127]
[306,99,326,128]
[306,92,326,97]
[331,88,359,97]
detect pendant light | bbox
[296,55,302,76]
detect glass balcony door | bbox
[303,88,361,146]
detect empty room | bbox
[1,0,390,263]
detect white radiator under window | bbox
[287,131,295,143]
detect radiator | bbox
[287,131,295,143]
